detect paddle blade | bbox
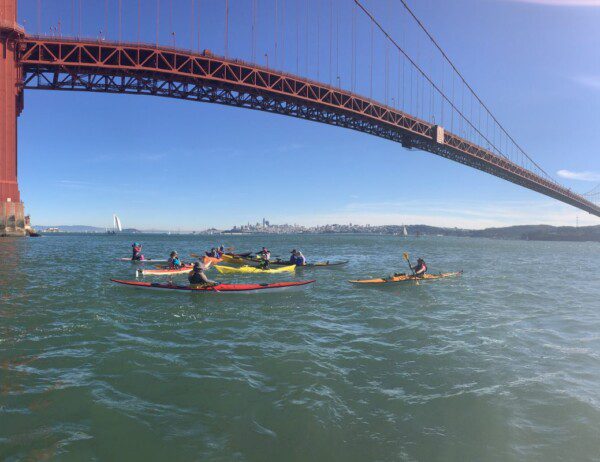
[403,252,409,261]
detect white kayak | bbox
[116,258,170,263]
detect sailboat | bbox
[107,214,122,234]
[114,215,122,233]
[402,225,408,237]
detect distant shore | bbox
[34,224,600,242]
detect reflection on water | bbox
[1,234,600,460]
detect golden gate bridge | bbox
[1,0,599,235]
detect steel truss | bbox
[18,37,600,216]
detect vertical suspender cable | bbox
[71,0,74,35]
[252,0,256,62]
[190,0,194,50]
[336,0,339,87]
[118,0,122,42]
[225,0,229,57]
[370,18,373,98]
[296,0,299,73]
[156,0,160,47]
[274,0,278,68]
[138,0,141,43]
[317,0,320,80]
[78,0,81,38]
[440,61,442,126]
[169,0,174,46]
[197,0,201,51]
[329,0,332,85]
[305,0,309,76]
[104,0,108,39]
[351,0,355,92]
[282,0,285,69]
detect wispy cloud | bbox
[557,169,600,182]
[571,75,600,90]
[507,0,600,6]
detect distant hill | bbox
[466,225,600,242]
[37,225,105,233]
[37,225,142,233]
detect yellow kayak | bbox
[215,265,296,274]
[349,271,462,284]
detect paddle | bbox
[403,252,419,285]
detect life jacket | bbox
[188,271,204,284]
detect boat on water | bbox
[349,271,463,285]
[268,259,349,268]
[107,214,122,234]
[215,264,296,275]
[111,278,316,293]
[221,254,263,267]
[403,225,408,237]
[116,258,169,263]
[137,265,194,276]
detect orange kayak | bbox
[349,271,463,284]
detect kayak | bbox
[202,256,223,265]
[225,252,252,258]
[116,258,169,263]
[214,264,296,274]
[137,264,194,276]
[269,259,349,268]
[221,254,262,267]
[349,271,463,284]
[111,278,315,293]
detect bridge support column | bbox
[0,0,26,236]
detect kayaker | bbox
[258,247,271,269]
[411,258,427,277]
[168,251,183,269]
[131,243,144,261]
[258,247,271,261]
[188,262,217,287]
[290,249,307,266]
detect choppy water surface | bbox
[1,234,600,461]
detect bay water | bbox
[1,234,599,461]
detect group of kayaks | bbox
[112,250,462,294]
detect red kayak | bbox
[110,278,316,293]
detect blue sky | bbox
[16,0,600,229]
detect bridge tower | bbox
[0,0,25,236]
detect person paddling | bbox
[290,249,306,266]
[168,251,183,269]
[188,262,217,287]
[410,258,427,277]
[131,242,144,261]
[258,247,271,269]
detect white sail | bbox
[403,225,408,236]
[113,214,122,232]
